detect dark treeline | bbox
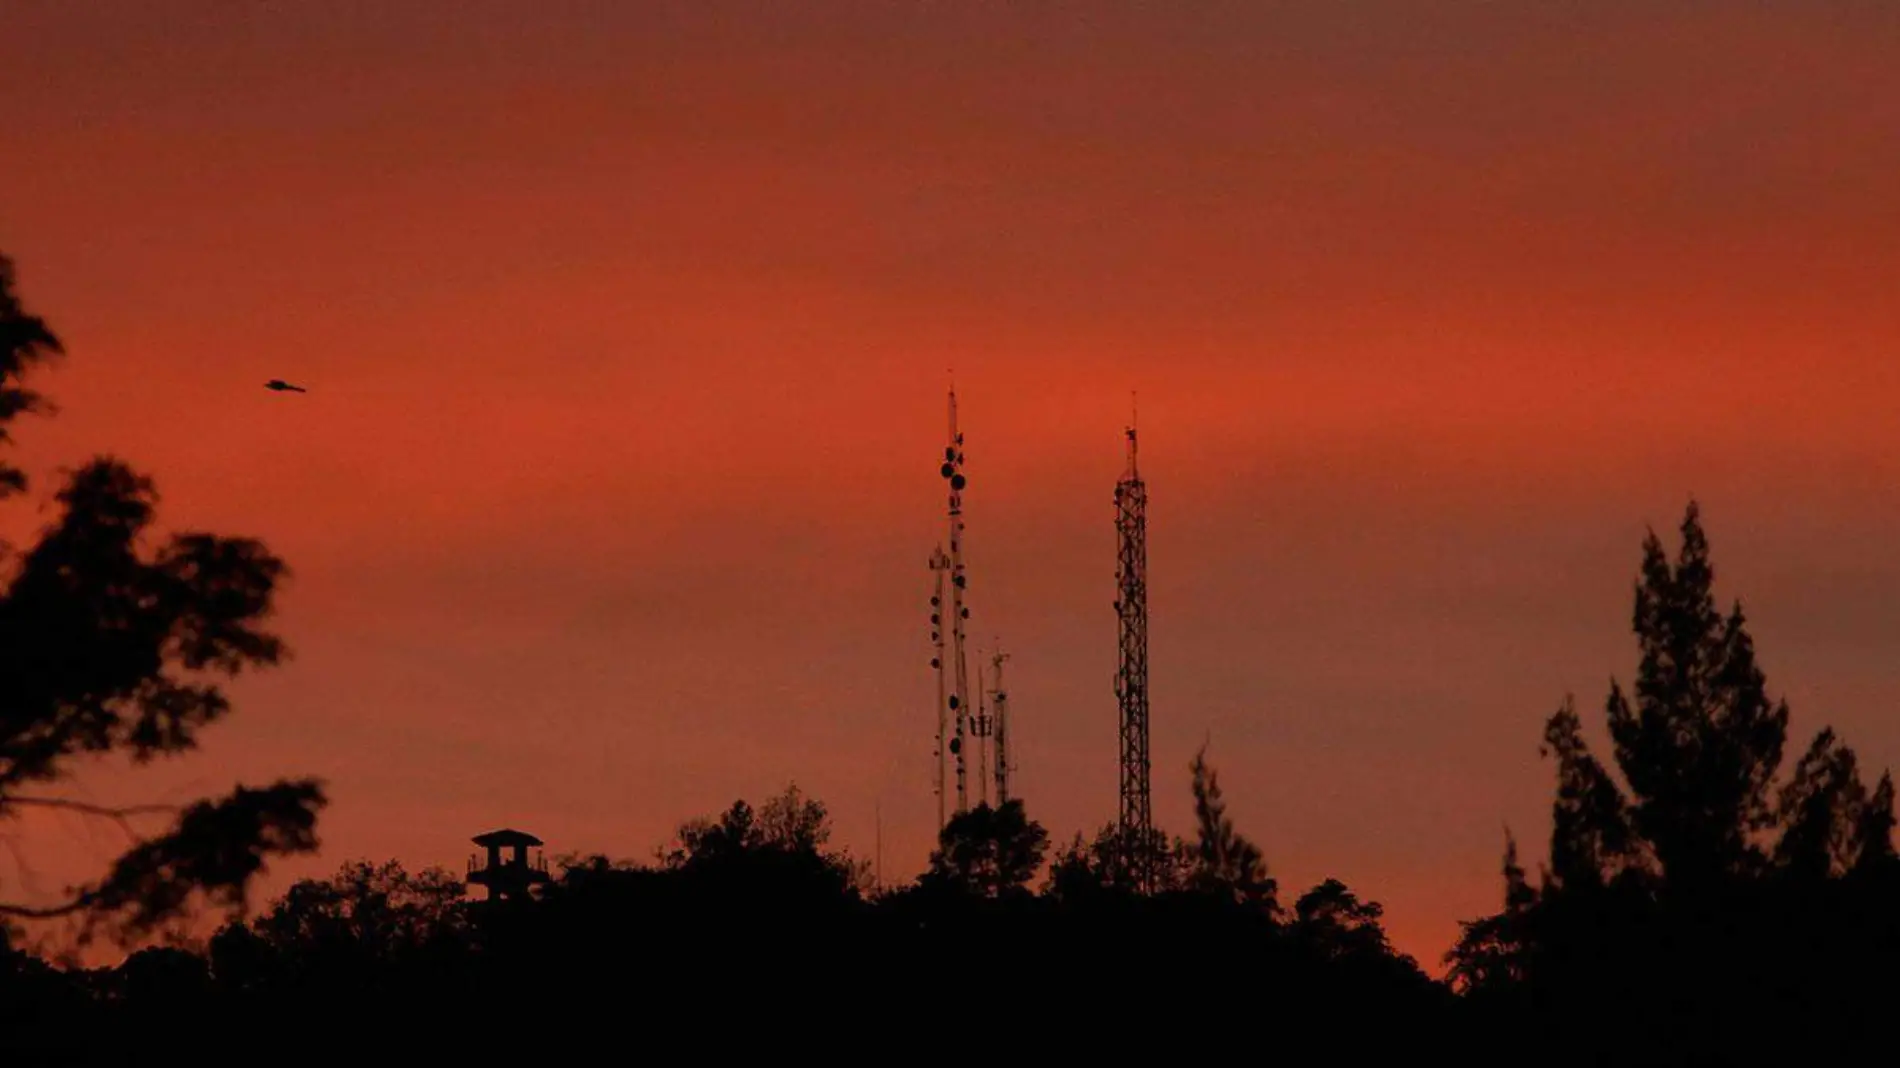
[6,249,1900,1063]
[3,773,1450,1062]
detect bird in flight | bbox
[265,379,307,393]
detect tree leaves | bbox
[1604,504,1790,885]
[0,459,293,790]
[925,799,1049,898]
[1449,500,1900,1042]
[0,249,321,948]
[1,781,326,945]
[0,254,62,499]
[1188,744,1278,910]
[1538,502,1843,893]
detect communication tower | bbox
[1114,410,1151,890]
[928,388,974,827]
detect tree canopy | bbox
[924,798,1050,897]
[1516,502,1894,899]
[1448,502,1900,1063]
[0,251,324,948]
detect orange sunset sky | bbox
[4,2,1900,968]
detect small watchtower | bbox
[466,828,551,902]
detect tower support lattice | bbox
[1114,419,1151,890]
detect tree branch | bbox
[1,794,180,845]
[4,796,181,820]
[0,894,92,921]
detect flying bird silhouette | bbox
[265,379,307,393]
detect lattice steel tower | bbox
[1114,415,1151,890]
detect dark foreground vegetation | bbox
[7,781,1453,1062]
[6,250,1900,1064]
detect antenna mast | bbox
[991,648,1012,806]
[1114,401,1152,890]
[930,385,974,826]
[929,546,950,830]
[974,657,991,807]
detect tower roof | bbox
[472,828,543,848]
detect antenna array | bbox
[919,387,1150,888]
[929,389,973,826]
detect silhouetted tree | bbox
[1853,772,1897,874]
[1041,826,1149,901]
[756,782,832,855]
[1768,726,1898,881]
[1608,503,1790,886]
[1042,761,1241,903]
[1045,824,1206,901]
[1475,502,1894,907]
[664,784,852,868]
[924,799,1049,898]
[0,252,324,949]
[662,797,762,868]
[1448,502,1900,1065]
[248,859,466,963]
[206,919,277,994]
[1,924,100,1048]
[1292,879,1395,960]
[6,781,1458,1058]
[1538,695,1646,891]
[1445,833,1535,994]
[0,254,58,499]
[660,782,868,904]
[112,945,210,1007]
[1187,745,1278,910]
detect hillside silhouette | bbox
[6,245,1900,1065]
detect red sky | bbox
[4,2,1900,969]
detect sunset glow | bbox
[6,2,1900,969]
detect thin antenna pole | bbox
[945,387,971,817]
[992,646,1012,806]
[975,657,990,808]
[929,547,950,832]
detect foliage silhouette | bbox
[1290,877,1413,970]
[248,859,467,964]
[1448,502,1900,1065]
[1187,743,1278,910]
[0,767,1446,1060]
[0,252,324,952]
[7,242,1892,1065]
[0,254,61,499]
[1042,821,1192,901]
[922,798,1049,897]
[659,781,871,903]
